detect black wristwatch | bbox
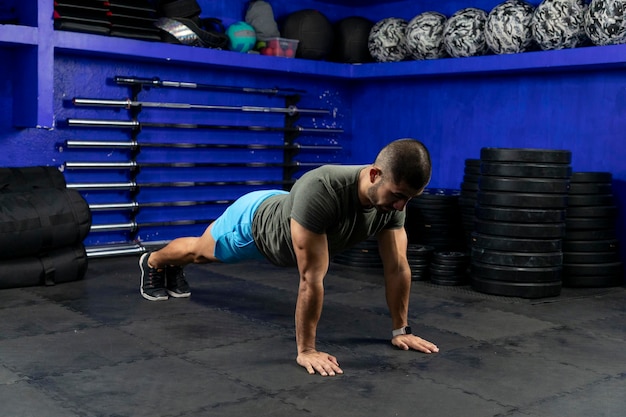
[392,326,412,337]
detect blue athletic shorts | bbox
[210,189,288,263]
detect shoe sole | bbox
[167,290,191,298]
[139,253,168,301]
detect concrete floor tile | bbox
[515,374,626,417]
[504,325,626,376]
[421,343,602,408]
[199,396,322,417]
[0,364,26,384]
[276,371,513,417]
[0,327,166,378]
[0,303,98,340]
[0,380,84,417]
[118,308,287,354]
[42,356,259,417]
[417,305,558,341]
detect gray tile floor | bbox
[1,255,625,417]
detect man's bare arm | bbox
[377,227,439,354]
[291,219,343,376]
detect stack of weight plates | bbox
[470,147,572,298]
[459,158,480,246]
[429,251,470,286]
[407,243,435,281]
[563,172,624,287]
[333,238,382,269]
[405,188,465,251]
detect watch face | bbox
[405,326,412,335]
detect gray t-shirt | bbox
[252,165,406,267]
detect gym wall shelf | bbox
[4,0,626,127]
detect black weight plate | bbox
[332,258,383,269]
[429,266,466,276]
[475,206,565,223]
[464,165,481,175]
[563,251,620,264]
[563,275,623,288]
[421,188,461,197]
[566,205,617,218]
[471,232,562,252]
[412,274,429,282]
[433,251,470,260]
[461,190,478,201]
[463,174,481,184]
[565,229,616,241]
[567,194,614,207]
[565,217,614,230]
[431,277,468,286]
[570,172,612,183]
[480,147,572,164]
[430,260,470,269]
[481,162,572,179]
[334,251,380,262]
[471,247,562,267]
[479,177,570,194]
[562,239,618,252]
[461,181,479,191]
[568,182,612,195]
[471,260,562,283]
[477,191,568,209]
[465,158,481,166]
[407,246,435,256]
[563,261,624,276]
[471,275,562,298]
[474,219,566,239]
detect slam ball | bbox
[226,21,257,53]
[333,16,374,63]
[406,11,448,60]
[368,17,409,62]
[282,9,334,60]
[485,0,535,54]
[443,8,489,58]
[531,0,588,50]
[585,0,626,45]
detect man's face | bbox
[366,172,422,213]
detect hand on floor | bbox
[297,349,343,376]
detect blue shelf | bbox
[53,31,352,79]
[0,25,38,45]
[351,44,626,79]
[52,30,626,81]
[4,22,626,127]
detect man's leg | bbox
[139,223,219,301]
[148,223,220,268]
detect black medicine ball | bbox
[282,9,334,60]
[332,16,374,63]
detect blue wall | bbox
[1,0,624,268]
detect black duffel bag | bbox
[0,244,88,288]
[0,166,66,191]
[0,188,92,259]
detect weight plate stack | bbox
[405,188,466,251]
[459,158,480,248]
[333,238,383,269]
[429,251,470,286]
[470,147,572,298]
[563,172,624,287]
[407,244,435,281]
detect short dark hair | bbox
[374,138,431,190]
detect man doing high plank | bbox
[139,138,439,376]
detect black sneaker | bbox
[139,252,168,301]
[166,265,191,298]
